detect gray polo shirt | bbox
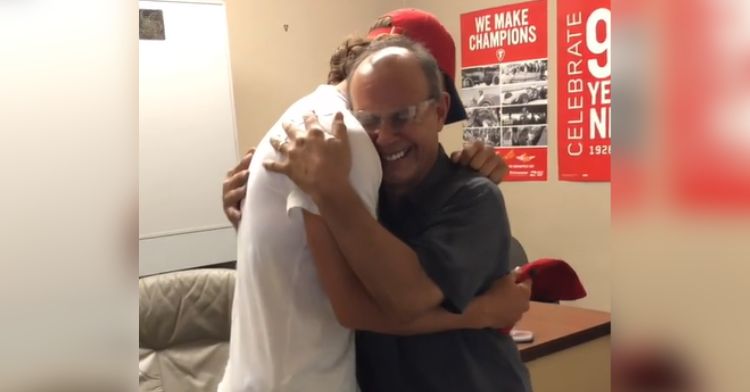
[356,146,532,392]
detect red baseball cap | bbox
[368,9,467,124]
[499,258,588,334]
[514,258,587,302]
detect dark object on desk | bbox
[510,329,534,343]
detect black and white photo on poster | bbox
[459,59,550,152]
[500,82,547,106]
[502,125,548,147]
[500,104,547,126]
[466,107,501,128]
[459,88,501,108]
[463,127,503,147]
[500,59,548,84]
[460,65,501,88]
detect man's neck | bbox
[380,147,441,204]
[381,184,412,207]
[335,80,348,96]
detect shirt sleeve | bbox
[411,177,511,313]
[286,111,381,218]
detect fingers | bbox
[278,114,326,153]
[454,140,508,184]
[449,148,467,165]
[303,112,322,132]
[510,267,532,296]
[280,119,312,151]
[450,150,462,163]
[516,275,532,304]
[453,141,509,185]
[469,145,494,174]
[222,170,249,200]
[262,159,290,175]
[478,159,501,181]
[222,181,246,230]
[239,147,256,169]
[331,112,349,143]
[223,182,247,203]
[301,112,325,137]
[457,141,481,166]
[223,185,246,218]
[223,148,253,230]
[510,267,520,282]
[269,136,290,155]
[280,112,345,149]
[282,119,301,143]
[225,206,242,229]
[228,147,255,176]
[455,140,489,168]
[487,158,509,184]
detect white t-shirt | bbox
[219,85,382,392]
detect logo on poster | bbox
[516,153,535,163]
[496,49,505,61]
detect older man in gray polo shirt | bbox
[266,35,532,392]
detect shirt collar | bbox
[405,144,452,204]
[377,144,453,227]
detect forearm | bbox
[325,267,475,335]
[304,211,469,334]
[370,307,476,335]
[314,185,442,321]
[363,287,518,335]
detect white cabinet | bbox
[139,0,238,276]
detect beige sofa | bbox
[138,236,529,391]
[139,268,235,392]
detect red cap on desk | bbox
[500,258,587,335]
[516,258,587,302]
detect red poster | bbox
[557,0,611,181]
[460,0,549,181]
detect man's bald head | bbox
[346,36,444,107]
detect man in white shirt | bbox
[218,38,374,392]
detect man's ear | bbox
[435,91,450,132]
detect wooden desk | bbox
[515,302,611,392]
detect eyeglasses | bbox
[353,98,435,135]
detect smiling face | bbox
[349,47,448,196]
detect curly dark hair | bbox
[327,37,371,84]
